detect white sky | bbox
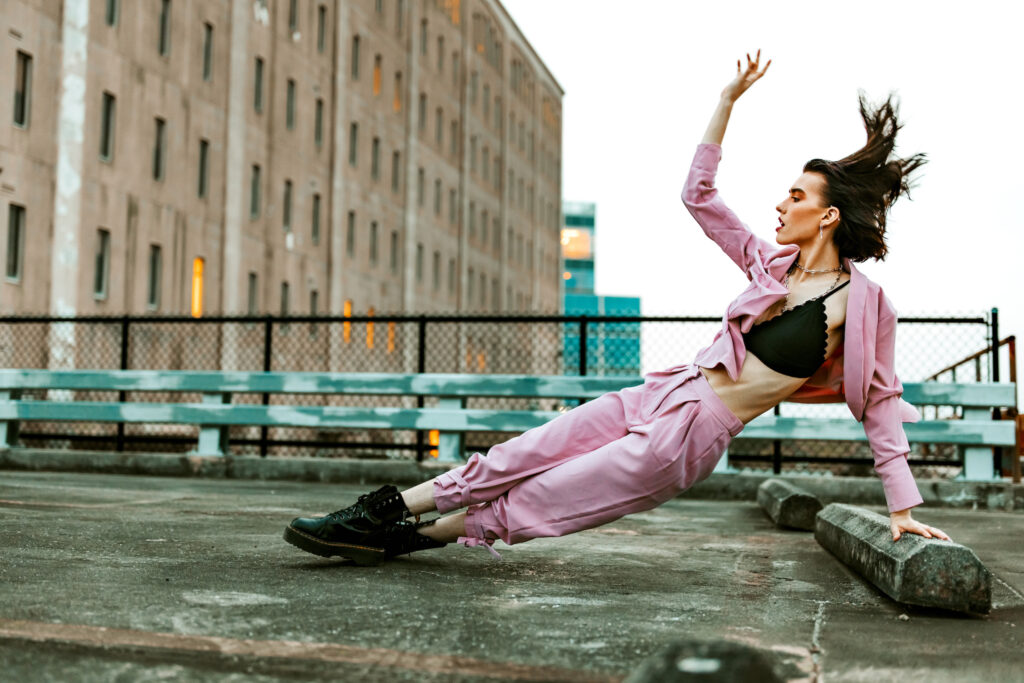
[503,0,1023,397]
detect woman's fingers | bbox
[891,520,953,542]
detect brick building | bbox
[1,0,563,320]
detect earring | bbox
[819,224,824,240]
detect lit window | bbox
[190,257,204,317]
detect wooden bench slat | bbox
[0,370,1013,408]
[737,416,1016,446]
[0,401,1015,445]
[0,369,637,399]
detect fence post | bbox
[991,308,1000,382]
[116,316,129,452]
[415,316,427,462]
[578,315,588,376]
[260,316,272,457]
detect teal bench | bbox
[0,370,1016,480]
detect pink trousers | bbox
[431,363,744,558]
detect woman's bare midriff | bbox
[698,354,813,424]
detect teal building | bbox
[561,202,641,376]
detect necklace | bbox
[780,262,843,312]
[794,261,843,274]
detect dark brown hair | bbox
[803,91,927,262]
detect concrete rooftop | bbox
[1,471,1022,682]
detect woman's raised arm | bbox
[702,49,771,145]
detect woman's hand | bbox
[721,49,771,103]
[890,508,952,542]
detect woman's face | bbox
[774,171,837,245]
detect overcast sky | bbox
[503,0,1023,393]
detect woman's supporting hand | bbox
[889,508,952,542]
[701,50,771,146]
[721,49,771,103]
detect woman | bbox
[284,51,951,565]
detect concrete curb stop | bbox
[757,478,823,530]
[814,503,992,614]
[623,639,785,683]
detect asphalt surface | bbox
[1,471,1022,682]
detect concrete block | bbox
[815,503,992,614]
[757,478,822,530]
[624,639,783,683]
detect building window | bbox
[375,0,384,15]
[470,71,478,104]
[420,19,427,56]
[191,257,204,317]
[437,36,444,71]
[343,299,352,343]
[6,204,25,281]
[250,164,261,218]
[348,122,358,166]
[479,272,486,307]
[351,35,360,79]
[247,272,258,314]
[450,120,458,158]
[393,71,402,112]
[366,307,375,349]
[449,188,456,225]
[310,288,319,322]
[468,201,476,238]
[416,243,423,282]
[373,55,382,96]
[483,84,490,118]
[13,51,32,128]
[254,57,264,112]
[369,221,378,265]
[452,52,459,86]
[435,107,443,145]
[94,228,111,299]
[481,209,488,242]
[314,98,323,148]
[432,250,440,290]
[482,211,489,245]
[280,281,290,317]
[286,78,296,130]
[391,151,401,192]
[371,137,380,180]
[418,93,426,131]
[482,147,489,182]
[99,92,116,161]
[197,138,209,198]
[202,22,213,81]
[158,0,171,56]
[470,136,477,172]
[346,211,356,257]
[147,244,162,309]
[492,277,499,310]
[105,0,119,26]
[390,230,398,273]
[396,0,405,34]
[433,179,441,215]
[416,167,424,206]
[448,258,455,294]
[317,5,326,52]
[288,0,298,31]
[152,117,166,181]
[467,267,474,304]
[282,180,292,231]
[311,193,321,245]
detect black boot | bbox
[379,518,448,559]
[283,485,413,565]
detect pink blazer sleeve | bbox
[681,143,779,281]
[861,297,924,512]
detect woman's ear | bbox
[822,206,840,228]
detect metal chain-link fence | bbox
[0,309,1008,478]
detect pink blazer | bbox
[674,143,923,513]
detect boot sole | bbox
[283,525,386,566]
